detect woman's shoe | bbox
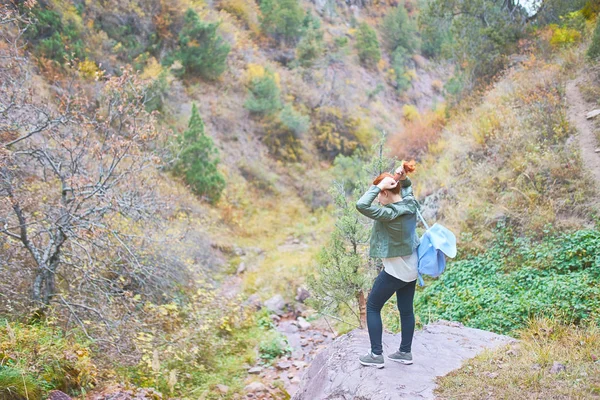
[387,351,413,364]
[359,351,384,368]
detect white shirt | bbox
[382,251,418,282]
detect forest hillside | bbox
[1,0,600,399]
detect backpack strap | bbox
[416,208,430,230]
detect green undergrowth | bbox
[414,224,600,335]
[0,320,96,398]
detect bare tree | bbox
[0,2,162,312]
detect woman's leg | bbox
[395,279,416,353]
[366,270,401,355]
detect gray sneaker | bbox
[359,351,384,368]
[387,351,413,365]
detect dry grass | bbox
[411,53,597,251]
[436,318,600,399]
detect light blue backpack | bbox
[415,209,457,286]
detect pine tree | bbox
[176,104,225,203]
[355,22,381,68]
[175,9,230,80]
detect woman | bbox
[355,162,419,368]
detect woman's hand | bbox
[377,176,398,190]
[395,165,407,180]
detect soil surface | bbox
[566,77,600,187]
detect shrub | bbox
[402,104,419,121]
[244,68,282,115]
[388,106,446,159]
[355,22,381,68]
[259,0,305,44]
[174,104,225,203]
[261,114,304,161]
[381,4,419,54]
[296,28,324,67]
[415,226,600,335]
[26,7,86,64]
[549,25,582,47]
[172,9,230,80]
[313,107,364,160]
[217,0,261,33]
[259,331,291,362]
[278,104,309,136]
[588,17,600,60]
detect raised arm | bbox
[356,178,416,221]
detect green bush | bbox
[381,5,419,54]
[258,332,291,362]
[355,22,381,67]
[25,7,86,64]
[259,0,305,44]
[244,69,282,115]
[174,104,225,203]
[278,104,309,136]
[173,9,230,79]
[296,14,324,67]
[588,17,600,60]
[415,225,600,335]
[0,367,42,400]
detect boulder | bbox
[550,361,567,374]
[295,287,310,303]
[292,320,514,400]
[248,366,263,374]
[296,317,311,331]
[48,391,72,400]
[244,382,267,393]
[265,294,286,315]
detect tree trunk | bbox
[357,290,367,329]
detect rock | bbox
[248,366,263,374]
[293,361,307,369]
[595,148,600,153]
[277,361,292,370]
[531,363,541,371]
[294,303,307,315]
[292,321,514,400]
[215,384,229,394]
[550,361,567,374]
[243,294,262,310]
[236,262,246,274]
[48,391,72,400]
[244,382,266,393]
[484,372,499,379]
[291,376,302,384]
[265,294,286,315]
[586,109,600,119]
[296,317,311,330]
[295,287,310,303]
[270,314,281,322]
[288,373,295,379]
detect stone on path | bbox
[215,384,229,394]
[292,320,514,400]
[248,366,263,374]
[244,382,267,393]
[265,294,286,315]
[586,109,600,119]
[296,317,311,330]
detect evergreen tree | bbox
[355,22,381,68]
[175,9,230,80]
[175,104,225,204]
[244,69,282,115]
[259,0,305,44]
[307,136,398,328]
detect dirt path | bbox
[566,77,600,187]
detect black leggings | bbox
[366,270,416,355]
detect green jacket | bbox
[356,178,420,258]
